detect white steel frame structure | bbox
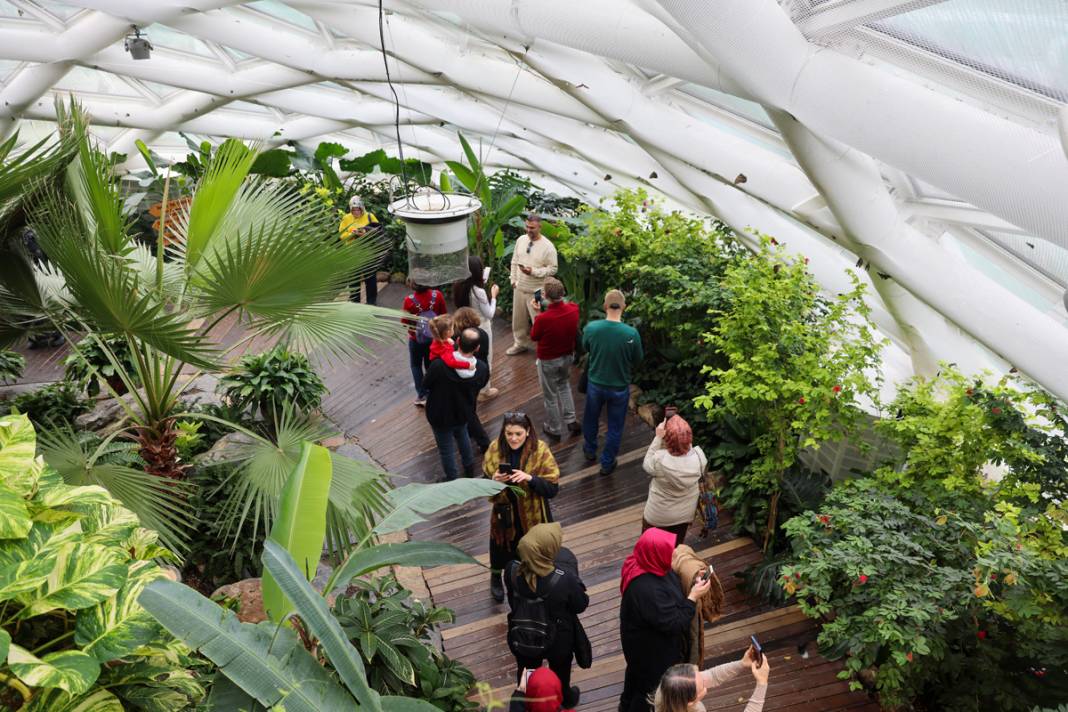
[1,0,1066,400]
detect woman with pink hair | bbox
[641,415,707,547]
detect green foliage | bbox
[174,419,205,462]
[0,350,25,383]
[339,148,433,186]
[695,235,885,549]
[63,334,139,397]
[781,370,1068,710]
[333,574,477,712]
[219,347,327,421]
[11,382,89,429]
[0,415,204,710]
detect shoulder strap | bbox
[428,291,437,309]
[544,569,564,596]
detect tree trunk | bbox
[136,418,186,479]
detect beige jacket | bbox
[510,234,557,291]
[642,435,706,527]
[692,661,767,712]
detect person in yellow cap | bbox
[339,195,381,305]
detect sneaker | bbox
[414,398,426,407]
[583,449,597,463]
[490,572,504,603]
[505,344,528,356]
[478,387,500,402]
[567,421,582,437]
[564,686,581,708]
[541,425,561,442]
[599,459,617,476]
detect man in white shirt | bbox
[507,213,558,355]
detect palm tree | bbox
[0,104,401,556]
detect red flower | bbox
[770,238,778,245]
[798,397,806,405]
[989,573,997,581]
[804,257,809,264]
[991,406,1002,414]
[977,630,987,640]
[1035,669,1047,678]
[966,388,974,396]
[857,574,868,585]
[818,514,831,525]
[794,572,801,579]
[832,385,842,394]
[905,652,914,663]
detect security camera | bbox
[124,26,152,60]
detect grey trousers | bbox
[537,353,576,435]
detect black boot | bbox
[564,686,580,708]
[490,572,504,602]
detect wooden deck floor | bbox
[9,285,877,711]
[322,285,878,712]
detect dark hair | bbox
[458,327,480,354]
[653,664,698,712]
[452,255,485,309]
[543,277,565,301]
[496,411,538,459]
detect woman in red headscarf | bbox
[508,667,573,712]
[618,528,711,712]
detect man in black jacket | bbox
[422,328,489,481]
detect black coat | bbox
[422,357,489,428]
[619,571,695,708]
[504,547,588,638]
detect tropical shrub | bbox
[11,382,88,429]
[333,574,477,712]
[219,346,327,421]
[0,414,205,710]
[0,350,25,383]
[781,370,1068,710]
[173,419,205,461]
[63,333,139,397]
[695,235,885,549]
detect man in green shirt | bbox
[581,289,643,475]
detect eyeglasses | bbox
[526,242,533,254]
[503,411,527,420]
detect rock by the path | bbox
[636,402,662,429]
[211,578,267,623]
[196,430,255,467]
[75,392,138,434]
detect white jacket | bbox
[642,435,706,527]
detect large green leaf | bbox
[17,542,128,616]
[183,138,259,270]
[7,646,100,696]
[0,628,9,661]
[66,130,129,255]
[443,161,478,194]
[250,148,292,177]
[75,561,163,663]
[139,578,352,712]
[458,133,482,177]
[262,441,333,623]
[261,541,381,712]
[381,695,451,712]
[100,658,205,711]
[0,414,42,496]
[20,686,123,712]
[252,301,405,362]
[324,542,479,597]
[372,479,506,536]
[0,481,31,538]
[207,673,268,712]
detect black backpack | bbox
[506,565,563,658]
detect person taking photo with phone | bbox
[508,213,558,355]
[642,415,707,547]
[529,277,581,441]
[653,646,770,712]
[619,528,711,712]
[483,412,561,602]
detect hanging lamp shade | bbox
[389,191,481,286]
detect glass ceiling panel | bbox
[0,1,24,18]
[0,59,20,82]
[869,0,1068,103]
[247,1,318,31]
[53,67,143,97]
[676,83,774,128]
[143,24,215,58]
[981,230,1068,287]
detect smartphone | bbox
[483,266,491,283]
[519,667,533,691]
[664,405,678,420]
[533,289,543,304]
[699,567,711,583]
[749,635,765,667]
[498,463,513,475]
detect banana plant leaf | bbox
[260,540,381,712]
[261,441,333,623]
[323,541,479,597]
[371,479,506,536]
[139,579,351,712]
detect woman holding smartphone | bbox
[642,414,707,547]
[483,412,561,602]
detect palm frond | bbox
[0,114,79,232]
[36,426,195,556]
[127,242,183,302]
[182,139,258,270]
[251,301,405,363]
[216,409,389,557]
[31,193,218,369]
[64,127,129,254]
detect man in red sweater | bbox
[530,277,582,440]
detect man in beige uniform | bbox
[507,213,558,355]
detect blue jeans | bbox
[432,424,474,481]
[409,339,430,399]
[582,381,629,468]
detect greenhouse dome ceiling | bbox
[1,0,1067,400]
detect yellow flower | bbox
[315,186,330,198]
[1003,572,1017,585]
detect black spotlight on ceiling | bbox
[124,26,152,60]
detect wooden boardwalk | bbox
[9,284,878,711]
[322,285,878,712]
